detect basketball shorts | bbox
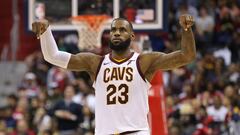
[126,130,150,135]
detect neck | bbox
[111,49,131,60]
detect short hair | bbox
[111,18,133,31]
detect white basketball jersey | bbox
[93,52,151,135]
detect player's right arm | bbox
[32,20,102,76]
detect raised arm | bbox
[140,14,196,81]
[32,20,102,78]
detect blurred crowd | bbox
[165,0,240,135]
[0,0,240,135]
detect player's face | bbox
[109,20,134,51]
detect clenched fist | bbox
[179,14,194,31]
[32,20,49,39]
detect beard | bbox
[109,38,131,52]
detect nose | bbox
[113,30,120,37]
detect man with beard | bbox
[32,15,196,135]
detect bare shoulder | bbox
[138,52,165,81]
[139,52,165,62]
[68,52,103,73]
[139,52,165,70]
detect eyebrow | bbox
[111,26,127,30]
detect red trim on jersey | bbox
[95,56,104,80]
[109,52,134,64]
[136,55,146,82]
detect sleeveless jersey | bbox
[93,52,151,135]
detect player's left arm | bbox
[140,14,196,81]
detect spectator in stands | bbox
[0,131,6,135]
[73,76,95,113]
[33,107,52,134]
[195,6,215,53]
[176,1,198,19]
[21,72,40,98]
[178,82,196,103]
[214,5,234,48]
[179,103,197,135]
[49,85,83,135]
[228,31,240,63]
[0,120,7,135]
[13,98,28,121]
[206,95,228,122]
[47,66,75,92]
[24,51,50,86]
[10,119,35,135]
[223,63,240,84]
[3,106,16,133]
[169,68,190,95]
[169,124,181,135]
[6,94,18,110]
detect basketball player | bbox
[32,14,196,135]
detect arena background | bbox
[0,0,239,135]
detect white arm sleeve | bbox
[40,26,71,69]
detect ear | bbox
[130,33,135,40]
